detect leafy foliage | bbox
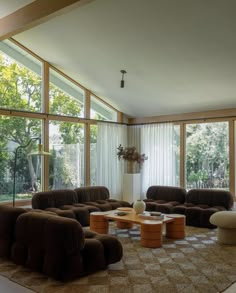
[186,122,229,189]
[0,51,84,198]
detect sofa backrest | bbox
[32,189,78,209]
[146,185,186,203]
[186,189,234,210]
[0,206,26,257]
[11,211,85,280]
[74,186,110,203]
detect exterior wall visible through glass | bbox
[90,95,117,121]
[49,121,85,189]
[185,122,229,190]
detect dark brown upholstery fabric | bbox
[146,185,186,202]
[173,189,234,228]
[32,189,78,210]
[11,212,84,280]
[0,207,123,281]
[0,206,26,257]
[74,186,110,202]
[32,187,131,226]
[144,185,186,213]
[186,189,234,210]
[74,186,131,210]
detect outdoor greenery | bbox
[0,51,84,201]
[0,47,230,202]
[186,122,229,189]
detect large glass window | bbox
[49,69,85,117]
[90,95,117,121]
[0,40,42,112]
[0,116,42,202]
[186,122,229,190]
[49,121,84,189]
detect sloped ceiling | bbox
[4,0,236,118]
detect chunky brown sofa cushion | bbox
[0,207,123,281]
[0,206,26,257]
[144,185,186,213]
[173,189,234,228]
[74,186,131,211]
[32,189,78,209]
[32,187,131,226]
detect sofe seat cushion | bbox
[74,186,131,211]
[0,206,26,257]
[173,189,234,228]
[186,189,234,210]
[32,189,78,209]
[11,212,85,280]
[144,185,187,214]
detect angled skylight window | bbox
[90,95,117,122]
[49,68,85,118]
[0,40,42,112]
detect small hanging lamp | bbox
[120,70,127,88]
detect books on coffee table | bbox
[138,212,164,220]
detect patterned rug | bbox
[0,224,236,293]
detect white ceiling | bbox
[4,0,236,118]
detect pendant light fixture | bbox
[120,70,127,88]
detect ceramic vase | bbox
[133,199,146,214]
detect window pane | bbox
[49,69,85,118]
[49,121,84,189]
[90,95,117,121]
[90,124,97,185]
[186,122,229,190]
[0,40,42,112]
[174,125,180,186]
[0,116,42,202]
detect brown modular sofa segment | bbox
[0,206,122,281]
[144,185,187,214]
[144,185,234,228]
[32,186,131,226]
[173,189,234,228]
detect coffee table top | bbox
[91,209,175,225]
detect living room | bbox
[0,0,236,292]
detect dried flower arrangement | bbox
[117,144,148,166]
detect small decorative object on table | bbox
[133,199,146,214]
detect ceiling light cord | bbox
[120,70,127,88]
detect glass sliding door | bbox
[185,121,229,190]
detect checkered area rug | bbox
[0,224,236,293]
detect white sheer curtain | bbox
[128,125,141,152]
[141,123,176,195]
[96,122,127,199]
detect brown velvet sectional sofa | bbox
[0,205,122,281]
[32,186,131,226]
[144,185,234,228]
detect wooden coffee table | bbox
[90,209,185,248]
